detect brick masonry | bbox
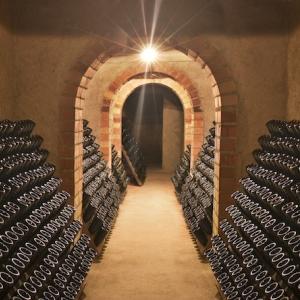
[60,42,239,233]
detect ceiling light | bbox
[140,46,158,64]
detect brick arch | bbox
[60,41,239,231]
[100,64,203,167]
[109,77,196,166]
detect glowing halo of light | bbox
[140,46,159,64]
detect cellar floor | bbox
[83,168,219,300]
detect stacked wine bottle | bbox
[178,125,215,246]
[0,119,96,300]
[111,145,128,193]
[205,120,300,300]
[82,120,124,247]
[122,126,146,185]
[171,144,191,193]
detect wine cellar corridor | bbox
[84,169,217,300]
[0,1,300,299]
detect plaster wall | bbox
[0,0,14,119]
[200,33,288,177]
[287,2,300,120]
[13,34,100,171]
[10,0,289,180]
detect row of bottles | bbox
[0,119,95,299]
[82,120,126,247]
[111,145,128,193]
[0,120,36,138]
[171,145,191,193]
[205,120,300,300]
[180,125,215,246]
[122,124,146,185]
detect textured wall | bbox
[13,35,100,172]
[7,0,291,181]
[287,2,300,120]
[198,33,288,177]
[0,0,14,119]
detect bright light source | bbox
[140,46,158,64]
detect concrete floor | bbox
[83,169,218,300]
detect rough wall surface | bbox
[194,34,288,177]
[0,0,14,119]
[288,2,300,120]
[13,35,100,172]
[10,0,289,180]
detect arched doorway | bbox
[110,76,197,168]
[62,42,239,232]
[122,83,184,172]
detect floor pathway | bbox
[84,169,218,300]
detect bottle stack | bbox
[111,145,128,193]
[122,126,146,185]
[171,144,191,194]
[178,125,215,247]
[82,120,123,247]
[205,120,300,300]
[0,119,96,300]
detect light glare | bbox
[140,46,158,63]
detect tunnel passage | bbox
[122,84,184,172]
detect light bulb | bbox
[140,46,158,63]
